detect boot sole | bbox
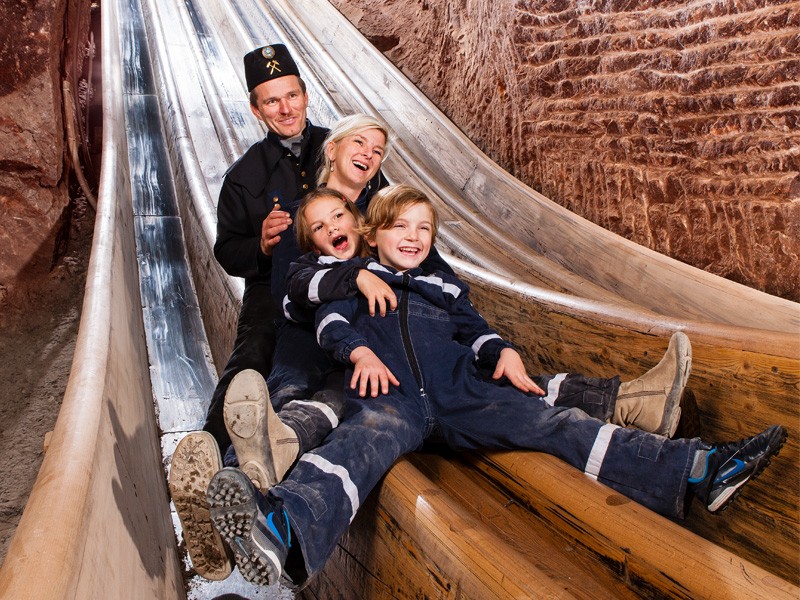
[224,370,299,493]
[207,468,282,586]
[169,431,232,580]
[659,331,692,437]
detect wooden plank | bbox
[408,451,639,598]
[468,450,798,600]
[304,457,605,599]
[458,268,799,583]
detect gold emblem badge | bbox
[262,46,276,59]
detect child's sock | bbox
[688,447,711,483]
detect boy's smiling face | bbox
[305,196,361,260]
[370,202,433,271]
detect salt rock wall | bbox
[332,0,800,301]
[0,0,69,297]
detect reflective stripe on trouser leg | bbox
[278,387,346,454]
[542,373,567,406]
[299,454,360,523]
[584,423,619,480]
[284,400,339,429]
[533,373,619,420]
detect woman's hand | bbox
[357,270,397,316]
[349,346,400,397]
[493,348,545,395]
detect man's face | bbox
[250,75,309,139]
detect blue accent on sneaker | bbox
[206,467,291,586]
[716,458,746,481]
[267,511,291,548]
[687,448,715,484]
[689,425,787,514]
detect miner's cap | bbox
[244,44,301,92]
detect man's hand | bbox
[356,270,397,316]
[260,204,292,256]
[349,346,399,397]
[493,348,545,395]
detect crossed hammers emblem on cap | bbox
[265,60,282,75]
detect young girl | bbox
[224,187,380,494]
[207,184,785,588]
[219,114,392,495]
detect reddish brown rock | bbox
[333,0,800,300]
[0,0,69,287]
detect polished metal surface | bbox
[120,0,288,595]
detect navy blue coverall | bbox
[270,258,698,576]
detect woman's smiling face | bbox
[326,127,386,191]
[305,196,362,259]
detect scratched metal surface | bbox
[118,0,291,595]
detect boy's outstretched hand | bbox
[356,270,397,316]
[493,348,545,395]
[349,346,400,397]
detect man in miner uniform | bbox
[168,43,379,581]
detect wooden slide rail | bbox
[0,0,796,598]
[0,0,184,596]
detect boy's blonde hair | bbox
[363,184,439,244]
[295,187,368,256]
[317,113,391,186]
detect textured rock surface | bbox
[0,0,95,565]
[0,0,68,291]
[333,0,800,300]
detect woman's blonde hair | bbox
[362,184,439,244]
[294,187,369,256]
[317,113,391,185]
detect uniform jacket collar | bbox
[225,121,328,196]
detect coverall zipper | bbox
[399,274,426,399]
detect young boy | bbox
[206,184,787,588]
[226,186,450,492]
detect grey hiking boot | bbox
[613,331,691,437]
[224,369,300,493]
[169,431,232,580]
[207,467,291,587]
